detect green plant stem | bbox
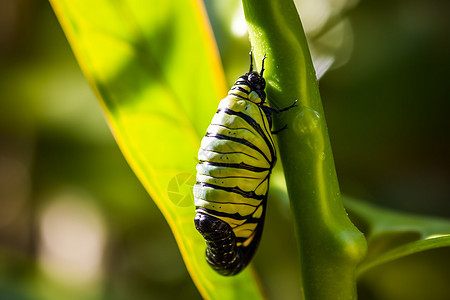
[242,0,367,299]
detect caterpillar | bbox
[193,53,296,276]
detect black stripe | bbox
[210,123,254,133]
[257,106,276,158]
[199,161,269,173]
[227,93,248,100]
[254,176,269,192]
[196,207,249,221]
[196,197,258,208]
[230,86,250,94]
[234,214,265,231]
[200,147,258,160]
[221,108,275,165]
[197,182,265,201]
[198,174,261,180]
[205,132,271,163]
[234,79,248,86]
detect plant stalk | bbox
[242,0,367,299]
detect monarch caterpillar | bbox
[193,53,296,276]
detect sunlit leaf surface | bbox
[49,1,264,298]
[344,197,450,276]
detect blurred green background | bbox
[0,0,449,299]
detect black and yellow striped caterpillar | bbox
[194,53,296,276]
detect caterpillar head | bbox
[246,71,266,91]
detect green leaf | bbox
[49,1,264,298]
[344,197,450,276]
